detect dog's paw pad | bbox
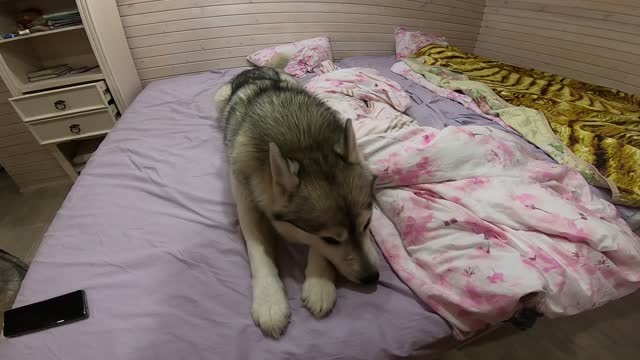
[302,277,337,318]
[252,280,290,338]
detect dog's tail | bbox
[214,83,232,120]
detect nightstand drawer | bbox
[27,105,118,145]
[9,81,111,122]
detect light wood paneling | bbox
[476,0,640,94]
[116,0,485,83]
[0,82,68,191]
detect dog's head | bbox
[268,120,379,284]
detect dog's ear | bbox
[334,119,359,164]
[269,143,299,198]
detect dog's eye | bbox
[363,217,372,231]
[321,236,340,245]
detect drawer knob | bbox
[54,100,67,110]
[69,124,81,134]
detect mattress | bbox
[1,56,636,360]
[1,57,490,360]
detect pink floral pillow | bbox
[246,36,333,77]
[394,27,448,60]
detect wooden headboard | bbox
[115,0,485,85]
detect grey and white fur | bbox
[215,68,379,338]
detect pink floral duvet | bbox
[304,63,640,339]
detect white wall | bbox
[475,0,640,94]
[116,0,486,84]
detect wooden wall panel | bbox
[476,0,640,94]
[116,0,485,84]
[0,80,68,191]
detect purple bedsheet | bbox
[0,59,476,360]
[1,56,637,360]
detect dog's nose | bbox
[360,271,379,284]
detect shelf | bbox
[0,25,85,44]
[19,67,104,93]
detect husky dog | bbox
[215,68,379,338]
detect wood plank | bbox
[0,150,55,167]
[0,123,29,138]
[475,41,640,89]
[478,27,640,66]
[126,15,479,45]
[0,142,45,158]
[483,13,640,46]
[135,40,396,69]
[138,57,250,79]
[12,175,70,191]
[119,3,482,28]
[10,167,68,183]
[486,0,640,25]
[0,132,36,148]
[481,21,640,56]
[124,12,480,38]
[473,47,640,95]
[117,0,485,16]
[487,0,640,15]
[0,102,16,116]
[475,33,640,76]
[0,113,21,127]
[7,159,65,175]
[484,6,640,35]
[137,45,474,83]
[0,90,11,103]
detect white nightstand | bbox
[0,0,141,182]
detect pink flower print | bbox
[514,193,535,209]
[386,80,401,91]
[536,251,562,273]
[396,168,421,185]
[402,215,432,247]
[487,270,505,284]
[494,141,516,164]
[463,267,477,278]
[355,73,368,82]
[487,149,501,163]
[443,194,462,204]
[375,153,402,183]
[392,202,405,217]
[415,156,432,172]
[422,132,434,146]
[468,177,488,187]
[465,220,506,252]
[443,218,459,226]
[464,282,484,305]
[570,250,583,263]
[513,193,550,213]
[595,258,610,268]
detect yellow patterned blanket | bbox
[410,44,640,207]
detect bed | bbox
[1,52,639,359]
[0,56,494,360]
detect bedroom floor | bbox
[0,171,71,326]
[0,171,639,358]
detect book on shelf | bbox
[27,65,98,82]
[27,65,71,79]
[42,10,80,19]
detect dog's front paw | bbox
[302,277,337,318]
[252,279,290,338]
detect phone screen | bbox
[3,290,89,338]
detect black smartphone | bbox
[3,290,89,338]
